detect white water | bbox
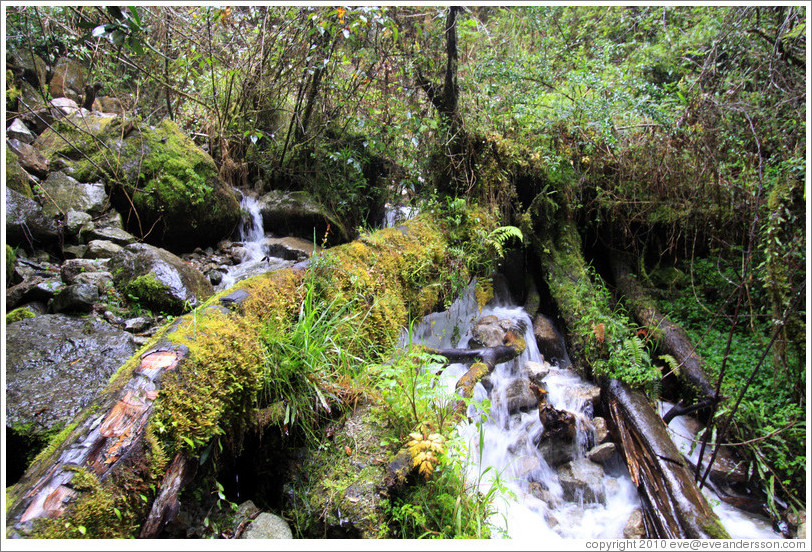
[658,402,783,539]
[382,203,417,228]
[408,283,640,539]
[216,193,293,291]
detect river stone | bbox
[592,416,610,444]
[525,360,550,383]
[499,378,538,415]
[6,188,60,248]
[40,172,108,217]
[8,138,49,177]
[86,239,124,259]
[110,242,214,314]
[50,283,99,313]
[7,118,36,143]
[49,58,86,102]
[557,459,606,504]
[240,512,293,539]
[533,313,568,365]
[624,508,645,539]
[9,50,48,89]
[587,442,616,463]
[6,155,36,198]
[123,317,152,333]
[571,383,602,414]
[5,314,137,433]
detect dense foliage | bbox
[6,3,805,534]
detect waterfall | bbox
[216,192,292,291]
[406,282,786,540]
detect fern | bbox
[486,225,523,256]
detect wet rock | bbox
[533,313,568,365]
[587,442,616,464]
[592,416,610,444]
[15,81,52,132]
[524,360,550,383]
[64,210,93,236]
[62,244,87,259]
[7,276,65,310]
[7,118,36,143]
[124,317,152,333]
[86,239,124,259]
[40,172,108,217]
[80,225,137,246]
[7,138,49,176]
[558,459,606,504]
[240,512,293,539]
[257,189,341,243]
[72,271,113,294]
[6,188,60,248]
[50,283,99,313]
[511,455,541,479]
[49,58,86,102]
[109,242,213,314]
[571,383,602,414]
[528,482,560,507]
[536,404,579,467]
[499,378,539,415]
[623,508,645,539]
[208,269,224,286]
[264,236,315,261]
[49,97,85,118]
[61,258,110,283]
[469,315,505,348]
[6,155,36,198]
[6,314,137,433]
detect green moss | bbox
[6,244,16,281]
[5,306,35,324]
[6,156,33,198]
[124,273,179,313]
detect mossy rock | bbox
[34,116,241,252]
[6,155,34,198]
[6,306,36,325]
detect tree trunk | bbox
[609,256,716,406]
[603,379,730,538]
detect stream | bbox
[407,283,785,540]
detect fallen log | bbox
[603,379,730,538]
[6,214,488,538]
[609,256,716,404]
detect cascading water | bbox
[216,192,294,291]
[407,281,787,540]
[408,283,640,539]
[658,402,783,539]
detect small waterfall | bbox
[382,203,417,228]
[217,192,292,291]
[407,282,786,540]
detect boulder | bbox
[592,416,610,444]
[61,258,110,283]
[49,283,99,313]
[257,189,342,243]
[240,512,293,539]
[109,242,214,314]
[49,57,86,102]
[6,188,60,249]
[49,97,85,119]
[524,360,550,383]
[571,383,602,414]
[469,315,505,348]
[499,378,539,415]
[264,236,316,261]
[92,95,126,116]
[557,458,606,504]
[80,225,137,246]
[86,239,123,259]
[533,313,569,366]
[8,138,49,176]
[72,272,114,295]
[535,404,579,467]
[64,210,93,236]
[5,314,137,434]
[7,118,36,143]
[39,171,108,217]
[9,50,48,89]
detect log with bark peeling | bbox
[602,378,730,538]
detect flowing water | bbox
[216,192,294,291]
[658,402,782,539]
[406,282,785,540]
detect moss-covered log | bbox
[5,212,497,539]
[609,256,716,405]
[521,201,728,538]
